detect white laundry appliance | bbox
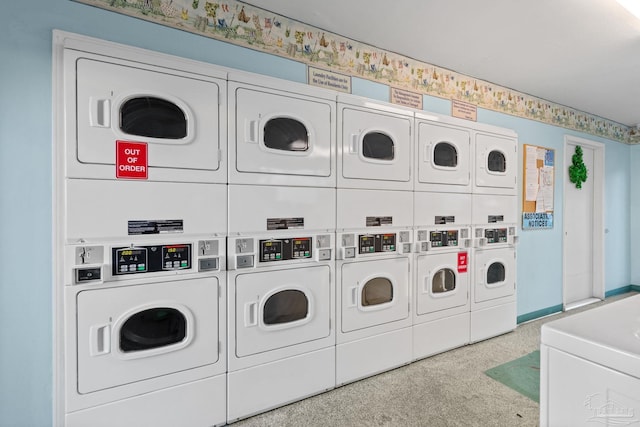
[414,111,472,194]
[226,184,336,422]
[227,71,336,187]
[62,180,227,427]
[470,194,518,342]
[55,32,228,427]
[337,94,414,191]
[473,128,518,195]
[412,192,472,360]
[335,188,413,385]
[540,294,640,427]
[60,31,227,184]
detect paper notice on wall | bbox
[525,145,540,201]
[540,166,554,211]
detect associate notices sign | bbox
[116,140,148,179]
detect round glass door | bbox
[120,307,186,352]
[120,97,187,139]
[362,132,395,160]
[487,262,506,285]
[432,268,456,293]
[433,142,458,168]
[263,289,309,324]
[487,150,506,173]
[362,277,394,306]
[263,117,309,151]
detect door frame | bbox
[562,135,605,309]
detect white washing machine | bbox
[470,194,518,342]
[228,71,336,187]
[414,111,472,194]
[473,128,518,195]
[337,94,414,191]
[62,181,227,427]
[226,184,336,422]
[335,189,413,385]
[540,294,640,427]
[412,192,472,360]
[60,32,227,184]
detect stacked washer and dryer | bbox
[55,31,521,426]
[335,95,414,385]
[225,71,337,422]
[57,34,228,427]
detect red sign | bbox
[116,141,148,179]
[457,251,468,273]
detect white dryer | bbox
[226,184,336,422]
[414,111,472,193]
[61,33,227,184]
[540,294,640,427]
[335,189,413,385]
[337,94,414,191]
[63,182,227,427]
[412,192,472,360]
[228,71,336,187]
[470,194,518,342]
[473,128,518,195]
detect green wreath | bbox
[568,145,588,189]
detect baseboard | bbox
[517,304,563,324]
[518,287,640,324]
[605,285,640,298]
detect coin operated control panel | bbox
[474,226,518,247]
[415,228,471,252]
[228,234,334,270]
[70,239,223,285]
[338,231,412,260]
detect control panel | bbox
[358,233,396,254]
[484,228,508,244]
[112,243,191,275]
[259,237,312,263]
[429,230,458,247]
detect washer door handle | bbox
[349,134,359,154]
[89,324,111,356]
[245,119,259,143]
[244,301,258,327]
[349,286,358,307]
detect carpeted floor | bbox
[231,292,637,427]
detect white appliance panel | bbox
[228,185,335,234]
[234,265,331,357]
[415,252,469,316]
[416,121,471,191]
[230,82,335,186]
[75,56,223,173]
[474,132,517,192]
[414,192,471,228]
[340,106,412,185]
[66,180,226,241]
[471,194,518,225]
[340,258,410,333]
[336,189,413,230]
[473,247,516,303]
[76,277,219,394]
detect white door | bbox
[416,122,471,191]
[416,252,469,315]
[340,107,412,184]
[233,265,331,358]
[76,277,219,394]
[233,86,333,178]
[340,258,410,333]
[475,133,517,191]
[473,247,516,303]
[563,137,605,308]
[76,56,224,172]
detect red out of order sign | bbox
[116,140,148,179]
[457,251,468,273]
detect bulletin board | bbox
[522,144,555,229]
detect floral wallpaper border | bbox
[74,0,636,144]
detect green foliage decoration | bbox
[568,145,588,189]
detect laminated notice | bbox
[366,216,393,227]
[128,220,184,235]
[267,217,304,230]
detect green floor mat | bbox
[484,350,540,403]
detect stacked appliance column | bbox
[58,34,228,427]
[225,71,337,422]
[335,95,414,385]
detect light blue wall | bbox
[0,1,632,426]
[631,145,640,285]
